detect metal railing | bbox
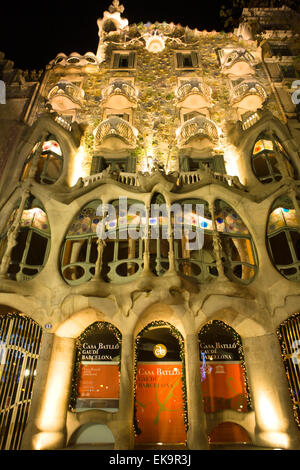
[94,117,138,147]
[176,116,219,147]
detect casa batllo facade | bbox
[0,1,300,450]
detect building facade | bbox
[0,2,300,450]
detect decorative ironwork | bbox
[277,313,300,429]
[94,117,138,147]
[0,313,42,449]
[230,80,267,106]
[175,79,212,106]
[176,116,219,147]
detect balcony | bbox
[101,80,138,108]
[220,49,255,76]
[176,116,219,148]
[93,116,138,149]
[175,79,212,109]
[47,81,84,113]
[230,80,267,111]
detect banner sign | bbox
[135,362,186,444]
[200,362,248,412]
[76,362,120,409]
[76,327,121,410]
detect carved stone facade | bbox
[0,3,300,451]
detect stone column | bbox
[21,331,54,449]
[114,333,135,449]
[243,333,300,449]
[185,333,209,449]
[23,334,76,450]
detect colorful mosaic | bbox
[67,205,102,236]
[215,206,248,234]
[253,139,273,155]
[268,207,299,233]
[20,208,50,233]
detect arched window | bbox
[70,322,121,412]
[135,322,186,445]
[0,196,51,281]
[101,198,145,283]
[174,198,218,282]
[61,200,102,285]
[277,313,300,429]
[251,132,294,184]
[20,136,63,185]
[0,307,43,449]
[267,196,300,281]
[214,199,257,283]
[199,320,251,414]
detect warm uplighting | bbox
[223,145,244,183]
[70,144,90,186]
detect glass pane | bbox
[269,231,293,265]
[252,154,271,179]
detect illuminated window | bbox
[277,313,300,429]
[70,322,121,412]
[251,133,294,184]
[267,196,300,281]
[214,199,257,283]
[0,196,51,281]
[61,200,102,285]
[199,320,251,414]
[174,199,218,282]
[20,136,63,185]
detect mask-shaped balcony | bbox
[230,80,267,112]
[175,79,212,109]
[101,80,138,109]
[220,49,255,76]
[176,115,219,149]
[94,116,138,150]
[47,81,84,113]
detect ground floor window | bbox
[134,322,187,445]
[70,322,121,412]
[0,308,42,449]
[277,313,300,429]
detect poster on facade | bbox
[76,325,121,410]
[200,362,248,412]
[199,321,249,413]
[135,362,186,444]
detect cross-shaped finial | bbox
[108,0,124,14]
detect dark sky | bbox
[0,0,226,70]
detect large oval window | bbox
[214,199,257,283]
[267,196,300,281]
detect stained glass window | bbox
[214,199,257,283]
[61,200,101,285]
[20,136,63,185]
[174,199,218,282]
[251,133,294,184]
[267,196,300,281]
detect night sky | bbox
[0,0,226,70]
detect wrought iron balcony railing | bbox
[101,80,138,105]
[175,79,212,107]
[48,81,84,106]
[94,117,138,147]
[230,80,267,107]
[176,116,219,147]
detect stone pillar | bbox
[243,333,300,449]
[185,333,209,449]
[115,333,135,449]
[21,331,54,449]
[22,334,76,450]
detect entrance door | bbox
[135,324,186,444]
